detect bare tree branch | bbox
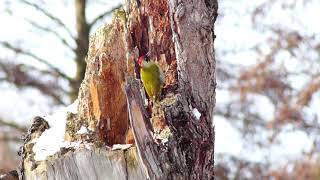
[19,0,75,39]
[296,76,320,107]
[0,61,63,82]
[89,4,122,28]
[0,136,22,143]
[0,61,67,104]
[0,118,27,133]
[24,18,75,52]
[0,41,73,83]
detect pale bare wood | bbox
[20,0,217,179]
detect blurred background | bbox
[0,0,319,179]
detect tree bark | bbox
[19,0,217,179]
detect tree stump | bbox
[19,0,218,179]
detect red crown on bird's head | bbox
[137,52,151,67]
[138,55,145,66]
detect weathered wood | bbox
[46,148,146,180]
[20,0,217,179]
[75,10,130,146]
[124,0,217,179]
[23,148,146,180]
[166,0,217,179]
[125,78,163,179]
[169,0,217,119]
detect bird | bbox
[135,53,165,103]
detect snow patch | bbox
[67,99,79,114]
[33,100,79,161]
[63,141,93,150]
[192,108,201,120]
[76,126,88,135]
[112,144,132,150]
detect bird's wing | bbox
[151,63,165,84]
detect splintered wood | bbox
[77,14,129,146]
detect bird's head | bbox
[135,52,150,68]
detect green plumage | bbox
[140,61,164,102]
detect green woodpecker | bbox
[136,54,165,102]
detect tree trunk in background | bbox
[19,0,217,179]
[72,0,89,101]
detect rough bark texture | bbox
[125,0,217,179]
[166,0,217,178]
[20,0,217,179]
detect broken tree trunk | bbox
[18,0,217,179]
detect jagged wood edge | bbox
[125,78,165,179]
